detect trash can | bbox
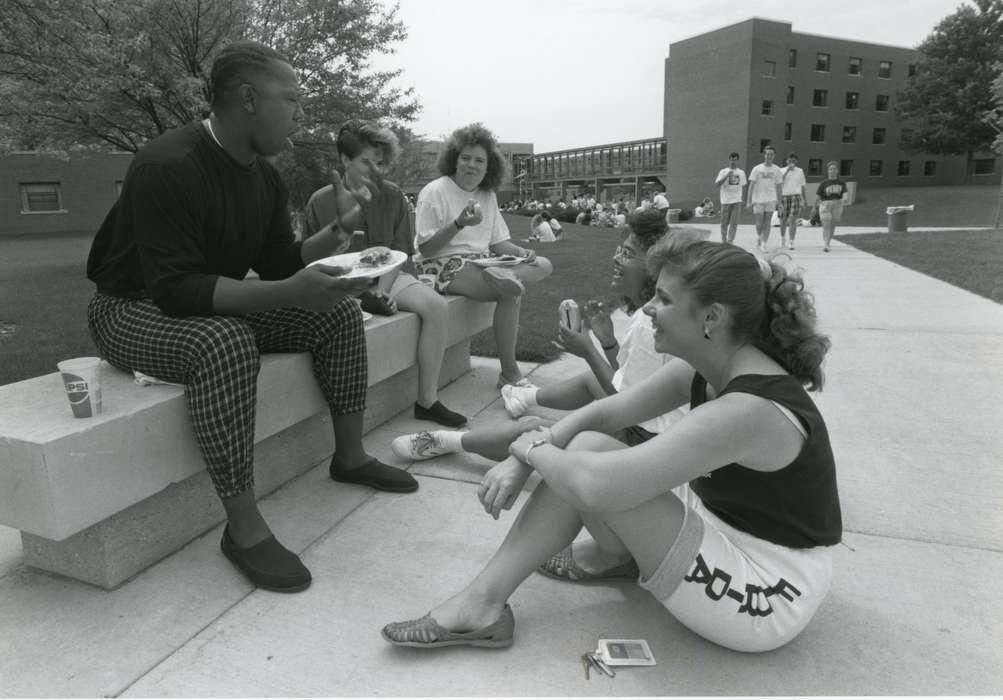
[886,205,914,233]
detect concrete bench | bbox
[0,296,494,588]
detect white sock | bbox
[517,386,539,407]
[432,430,466,453]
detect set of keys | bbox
[581,650,616,679]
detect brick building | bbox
[0,152,132,236]
[664,18,1001,205]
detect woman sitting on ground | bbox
[382,237,840,653]
[527,211,557,242]
[390,208,688,463]
[304,121,466,427]
[414,123,553,388]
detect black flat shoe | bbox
[414,401,467,428]
[330,456,419,492]
[220,527,312,593]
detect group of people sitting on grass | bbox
[84,39,842,656]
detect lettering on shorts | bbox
[683,553,802,617]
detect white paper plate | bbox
[360,310,373,322]
[308,249,407,279]
[469,255,524,268]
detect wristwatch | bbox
[523,438,549,467]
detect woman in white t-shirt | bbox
[414,124,554,387]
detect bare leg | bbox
[395,283,448,408]
[460,416,552,461]
[536,369,605,410]
[789,217,798,246]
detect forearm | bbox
[417,219,463,257]
[489,239,529,257]
[300,223,345,264]
[212,276,292,315]
[583,343,618,395]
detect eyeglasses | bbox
[614,245,644,263]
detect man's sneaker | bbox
[501,384,535,419]
[391,431,453,461]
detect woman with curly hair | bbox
[414,123,553,388]
[382,237,840,653]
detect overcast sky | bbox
[369,0,965,153]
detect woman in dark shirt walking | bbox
[816,161,849,252]
[381,235,840,653]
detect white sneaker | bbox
[500,384,534,418]
[390,431,452,461]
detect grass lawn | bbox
[471,215,622,362]
[836,228,1003,304]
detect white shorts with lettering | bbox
[639,483,835,652]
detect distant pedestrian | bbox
[652,188,670,225]
[714,151,746,243]
[746,145,783,252]
[815,161,849,252]
[778,153,806,250]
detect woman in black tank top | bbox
[383,238,840,653]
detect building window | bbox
[848,57,862,75]
[786,85,795,104]
[789,49,798,68]
[816,52,830,72]
[924,161,937,176]
[760,139,772,153]
[908,63,917,77]
[812,89,829,107]
[807,159,823,176]
[19,182,64,213]
[784,122,793,141]
[897,160,911,176]
[974,158,997,175]
[842,126,857,143]
[875,94,890,112]
[764,60,777,77]
[873,127,886,145]
[845,91,859,109]
[869,160,884,176]
[762,100,775,116]
[840,160,854,177]
[878,60,892,79]
[810,124,826,142]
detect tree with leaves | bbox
[896,0,1003,182]
[0,0,420,209]
[988,62,1003,227]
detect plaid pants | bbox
[87,293,367,498]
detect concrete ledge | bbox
[0,296,493,587]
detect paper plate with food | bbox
[469,255,525,268]
[308,246,407,279]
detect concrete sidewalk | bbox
[1,225,1001,696]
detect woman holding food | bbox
[414,123,553,388]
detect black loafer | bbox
[220,527,312,593]
[414,401,468,428]
[330,456,419,493]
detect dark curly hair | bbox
[626,208,668,250]
[437,123,509,192]
[647,239,831,390]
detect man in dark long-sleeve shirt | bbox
[86,40,417,593]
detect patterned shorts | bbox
[414,253,491,293]
[639,484,834,652]
[780,194,803,219]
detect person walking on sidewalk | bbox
[815,161,849,252]
[86,41,418,594]
[746,145,784,252]
[382,236,840,653]
[304,121,466,428]
[714,152,747,243]
[652,188,671,226]
[778,152,806,250]
[413,123,553,390]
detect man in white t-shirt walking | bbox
[778,152,807,250]
[713,151,747,244]
[652,189,670,225]
[746,144,784,252]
